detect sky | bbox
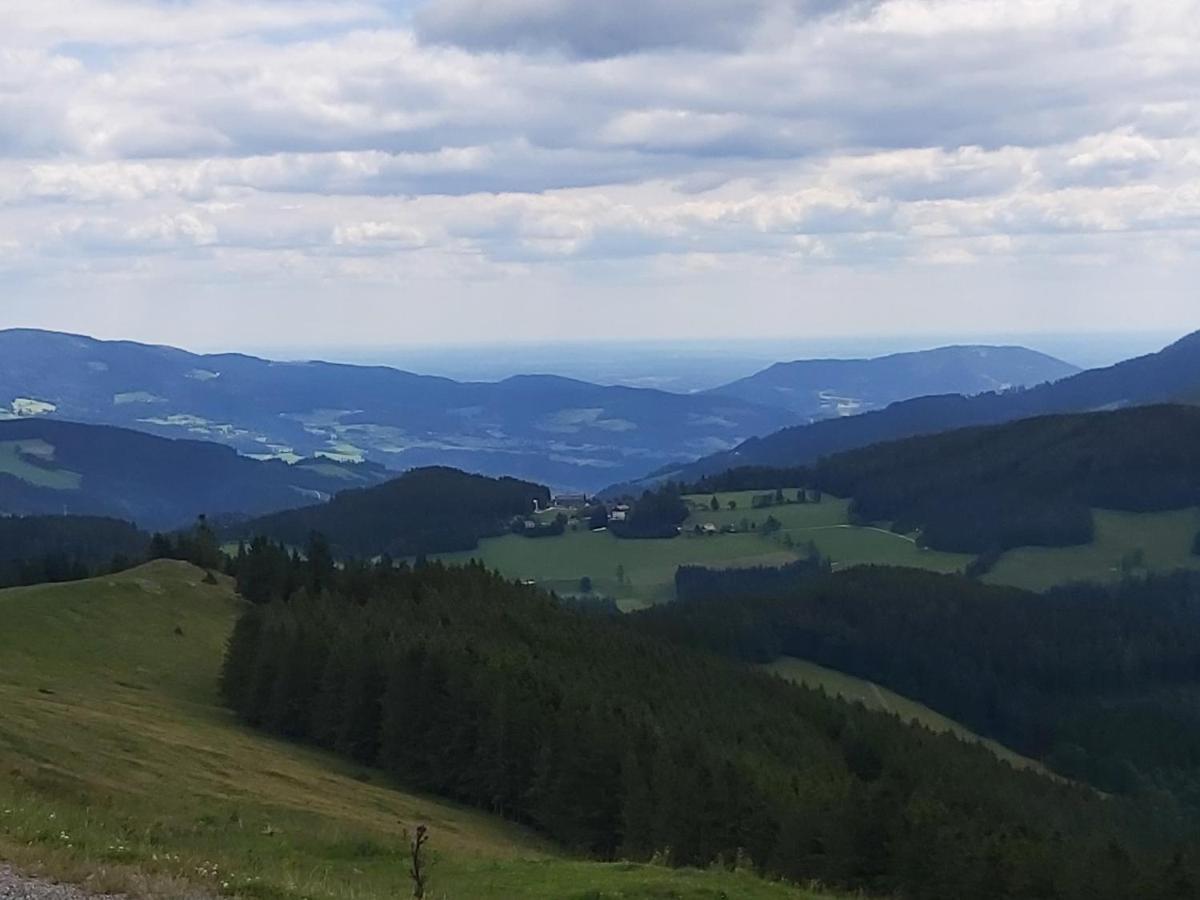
[0,0,1198,350]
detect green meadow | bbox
[440,491,971,608]
[986,507,1200,592]
[0,562,834,900]
[0,439,81,490]
[439,489,1200,604]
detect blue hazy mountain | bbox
[0,329,798,492]
[0,329,1084,492]
[0,417,388,530]
[707,345,1079,418]
[629,330,1200,490]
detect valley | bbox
[0,329,1080,493]
[3,330,1200,900]
[437,488,1200,606]
[5,4,1198,896]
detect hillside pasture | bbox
[0,562,833,900]
[441,492,971,607]
[986,507,1200,592]
[438,529,801,608]
[0,440,81,490]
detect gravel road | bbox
[0,867,123,900]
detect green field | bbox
[763,658,1051,776]
[0,562,833,900]
[0,439,81,490]
[440,492,970,608]
[448,490,1200,604]
[986,507,1200,592]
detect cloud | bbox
[0,0,1198,346]
[413,0,869,58]
[5,0,382,48]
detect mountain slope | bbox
[0,418,388,530]
[639,564,1200,807]
[710,344,1078,417]
[225,556,1191,899]
[639,329,1200,487]
[809,404,1200,553]
[761,656,1052,775]
[0,329,798,491]
[0,561,828,900]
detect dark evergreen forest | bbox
[229,466,550,557]
[638,565,1200,805]
[608,483,690,538]
[688,405,1200,553]
[0,515,148,588]
[220,551,1199,899]
[675,555,829,604]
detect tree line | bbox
[608,483,690,539]
[0,512,232,590]
[0,515,148,588]
[675,554,829,604]
[685,405,1200,555]
[219,551,1198,899]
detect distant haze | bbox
[248,332,1179,392]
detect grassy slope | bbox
[0,440,81,490]
[763,658,1052,776]
[0,561,831,900]
[986,507,1200,592]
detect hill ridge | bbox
[629,328,1200,489]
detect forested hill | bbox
[0,418,388,530]
[632,329,1200,489]
[0,328,797,491]
[637,565,1200,808]
[221,557,1200,899]
[692,404,1200,554]
[816,404,1200,552]
[708,344,1078,417]
[230,466,549,557]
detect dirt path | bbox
[0,866,124,900]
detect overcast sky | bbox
[1,0,1197,349]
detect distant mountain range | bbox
[0,329,797,491]
[624,330,1200,490]
[0,329,1081,492]
[708,345,1079,417]
[0,418,388,529]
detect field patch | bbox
[450,490,1200,604]
[986,507,1200,592]
[441,491,970,607]
[0,440,81,490]
[438,529,800,608]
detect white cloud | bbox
[0,0,1197,345]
